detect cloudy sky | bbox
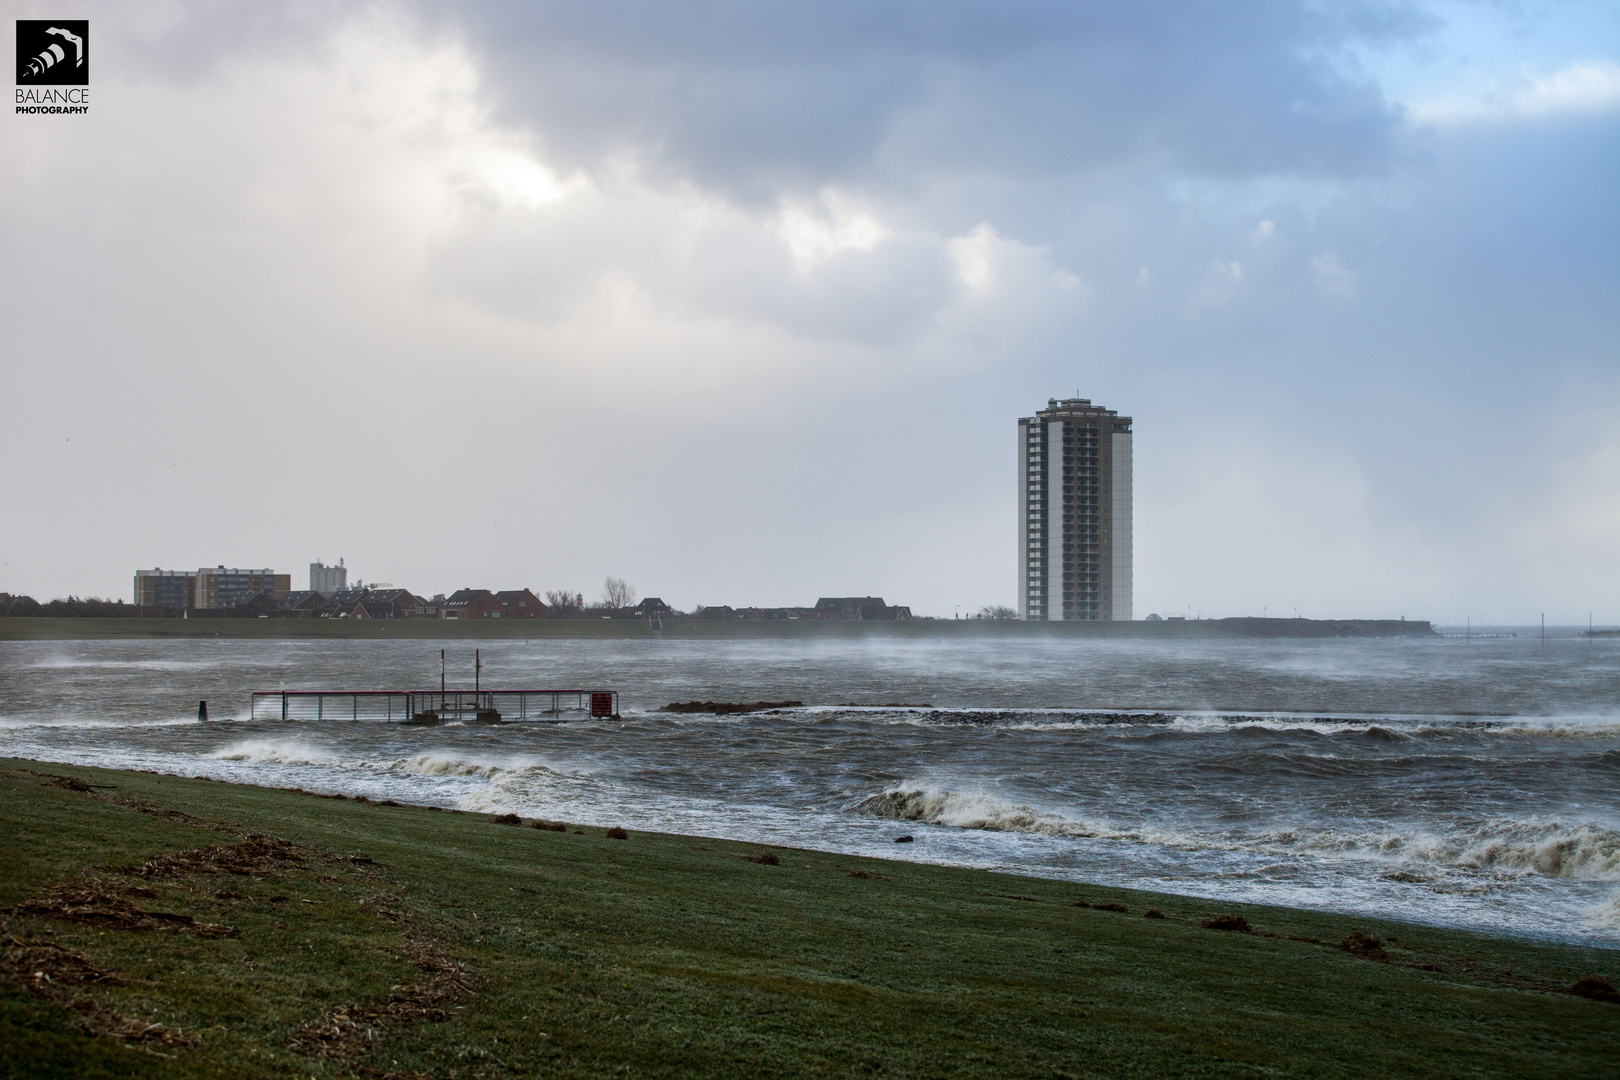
[3,0,1617,622]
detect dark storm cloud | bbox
[429,0,1427,194]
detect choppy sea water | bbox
[1,635,1616,945]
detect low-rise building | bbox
[441,589,505,619]
[494,590,547,618]
[813,597,912,621]
[277,591,329,617]
[225,590,280,617]
[357,589,426,619]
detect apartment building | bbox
[1017,397,1132,621]
[194,566,291,609]
[133,569,196,609]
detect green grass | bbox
[1,758,1614,1078]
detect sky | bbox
[2,0,1617,623]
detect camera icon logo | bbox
[16,20,89,86]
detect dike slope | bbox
[1,758,1613,1079]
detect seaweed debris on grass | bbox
[1072,900,1129,913]
[1339,930,1389,960]
[2,757,1618,1080]
[1571,976,1620,1003]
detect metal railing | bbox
[249,689,619,723]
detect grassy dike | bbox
[1,760,1614,1079]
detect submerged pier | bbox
[249,688,619,724]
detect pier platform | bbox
[249,689,619,723]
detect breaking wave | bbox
[1372,820,1620,880]
[1585,893,1620,931]
[854,788,1184,845]
[386,752,576,780]
[389,753,515,779]
[850,709,1620,739]
[857,787,1620,880]
[209,739,337,767]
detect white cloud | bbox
[1309,251,1358,302]
[947,223,1001,292]
[1408,60,1620,125]
[776,195,890,271]
[1188,257,1244,312]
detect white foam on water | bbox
[389,753,511,778]
[860,787,1620,882]
[1259,819,1620,880]
[835,708,1620,739]
[1420,820,1620,880]
[385,751,588,780]
[855,787,1203,847]
[1584,892,1620,931]
[1494,720,1620,738]
[0,714,200,730]
[209,738,339,767]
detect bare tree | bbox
[601,576,637,609]
[978,604,1018,620]
[544,589,583,612]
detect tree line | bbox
[0,594,141,617]
[544,576,647,614]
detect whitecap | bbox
[209,739,337,767]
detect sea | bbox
[2,632,1616,946]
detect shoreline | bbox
[2,756,1616,1077]
[10,749,1616,948]
[0,615,1438,641]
